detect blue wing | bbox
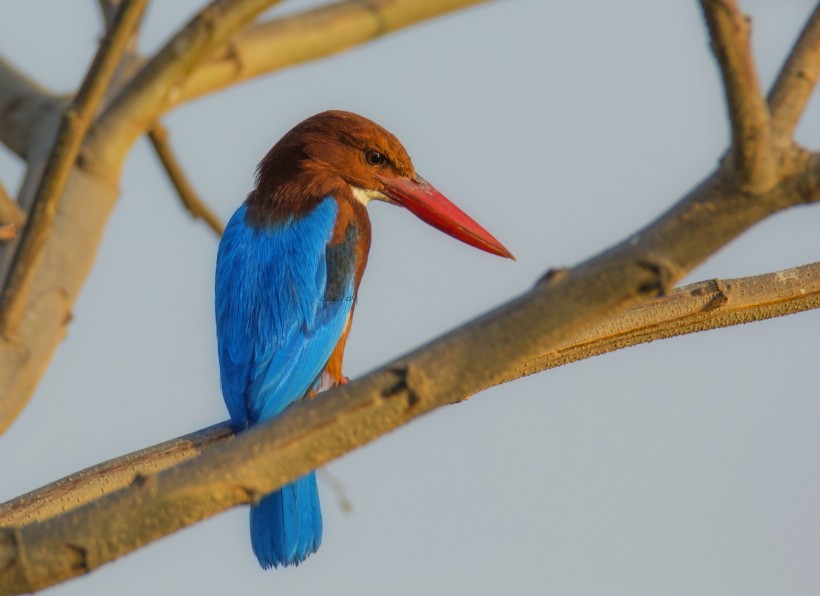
[215,198,357,426]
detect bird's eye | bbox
[364,150,386,166]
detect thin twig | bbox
[147,124,224,236]
[768,3,820,144]
[0,0,147,337]
[1,259,818,536]
[700,0,775,191]
[317,469,354,514]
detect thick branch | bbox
[0,58,60,160]
[768,3,820,144]
[0,5,818,592]
[178,0,493,104]
[84,0,283,175]
[2,262,819,527]
[147,124,224,235]
[700,0,775,190]
[0,0,148,336]
[513,261,820,380]
[2,149,820,591]
[0,423,233,527]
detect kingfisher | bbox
[215,110,513,569]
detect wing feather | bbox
[215,199,356,426]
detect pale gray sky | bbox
[1,1,819,595]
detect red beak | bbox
[378,175,514,259]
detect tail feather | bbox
[250,472,322,569]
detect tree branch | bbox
[768,2,820,145]
[2,261,819,528]
[0,423,233,527]
[177,0,494,104]
[513,261,820,381]
[1,7,820,592]
[700,0,775,191]
[2,137,820,591]
[1,155,818,591]
[0,0,148,337]
[147,124,224,235]
[0,5,819,591]
[84,0,284,176]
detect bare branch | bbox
[768,3,820,144]
[1,261,818,529]
[514,261,820,381]
[178,0,494,104]
[147,124,224,236]
[0,57,60,159]
[2,144,820,591]
[700,0,775,190]
[0,0,148,337]
[0,423,233,527]
[85,0,284,175]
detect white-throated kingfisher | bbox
[215,111,512,569]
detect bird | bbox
[215,110,513,569]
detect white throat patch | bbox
[350,186,386,206]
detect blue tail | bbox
[250,472,323,569]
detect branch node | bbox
[702,278,730,311]
[65,542,91,574]
[635,259,674,297]
[383,365,429,410]
[130,473,153,488]
[536,267,568,287]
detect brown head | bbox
[247,110,513,259]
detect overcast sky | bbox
[1,1,819,595]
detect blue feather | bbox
[215,197,355,568]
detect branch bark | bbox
[0,3,818,592]
[1,155,819,591]
[0,0,148,336]
[177,0,494,104]
[768,2,820,144]
[84,0,284,176]
[2,261,818,528]
[700,0,775,191]
[2,0,819,586]
[0,423,233,527]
